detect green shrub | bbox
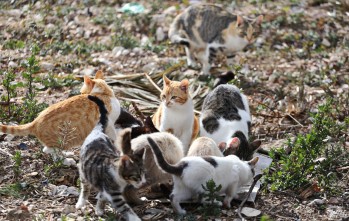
[264,98,349,195]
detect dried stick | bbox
[131,101,146,124]
[144,70,162,93]
[237,174,263,220]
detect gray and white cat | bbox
[76,96,144,221]
[200,84,261,160]
[147,136,259,214]
[169,4,263,75]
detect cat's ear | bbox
[237,15,244,27]
[81,75,95,94]
[180,79,189,92]
[255,15,263,25]
[230,137,240,148]
[95,70,104,79]
[163,75,171,86]
[119,128,132,155]
[218,142,227,152]
[133,147,145,160]
[145,116,159,133]
[250,140,261,151]
[248,156,259,166]
[120,155,131,168]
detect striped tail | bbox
[0,123,35,136]
[107,190,140,221]
[147,137,186,176]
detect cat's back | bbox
[187,137,223,157]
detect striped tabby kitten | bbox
[200,84,261,160]
[76,96,144,220]
[0,71,120,159]
[169,4,263,75]
[147,136,259,214]
[152,76,199,153]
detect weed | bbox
[41,73,79,89]
[12,150,22,178]
[111,29,139,49]
[197,179,223,217]
[0,183,22,198]
[264,98,349,195]
[3,39,25,50]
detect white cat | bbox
[147,136,258,215]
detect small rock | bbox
[84,30,91,39]
[156,27,165,42]
[322,38,331,47]
[122,49,130,56]
[308,199,326,206]
[28,172,38,177]
[40,62,54,71]
[8,61,18,68]
[18,142,28,150]
[63,158,76,167]
[80,68,95,76]
[7,9,22,18]
[142,62,158,72]
[62,205,75,215]
[240,207,261,217]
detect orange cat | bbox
[152,75,199,153]
[0,71,120,160]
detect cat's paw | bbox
[223,199,232,208]
[177,208,187,215]
[95,208,104,216]
[63,158,77,167]
[75,200,86,209]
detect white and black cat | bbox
[200,84,261,160]
[147,136,258,214]
[76,95,144,221]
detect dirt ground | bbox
[0,0,349,220]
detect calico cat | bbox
[120,131,184,205]
[147,136,258,214]
[169,4,263,75]
[0,71,120,159]
[76,97,144,220]
[200,84,261,160]
[152,75,199,153]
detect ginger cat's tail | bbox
[1,123,35,136]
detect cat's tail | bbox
[147,137,186,176]
[0,123,35,136]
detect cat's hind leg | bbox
[170,185,193,215]
[223,182,239,208]
[95,192,108,216]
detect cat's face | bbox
[160,76,189,108]
[240,15,263,44]
[119,151,145,188]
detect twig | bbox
[144,70,162,93]
[0,101,15,105]
[237,174,263,220]
[0,148,13,157]
[131,101,146,124]
[285,114,304,127]
[337,166,349,171]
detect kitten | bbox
[121,131,184,205]
[0,71,120,159]
[147,136,259,214]
[200,84,261,160]
[169,4,263,75]
[152,75,199,153]
[76,96,144,220]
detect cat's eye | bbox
[161,95,166,100]
[171,96,177,100]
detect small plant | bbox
[0,183,22,198]
[0,69,18,120]
[197,179,223,217]
[3,39,25,50]
[264,98,349,195]
[12,151,22,178]
[111,29,139,49]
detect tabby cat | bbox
[147,136,259,214]
[200,84,261,160]
[76,98,144,220]
[0,71,120,159]
[152,75,199,152]
[169,4,263,75]
[122,131,185,204]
